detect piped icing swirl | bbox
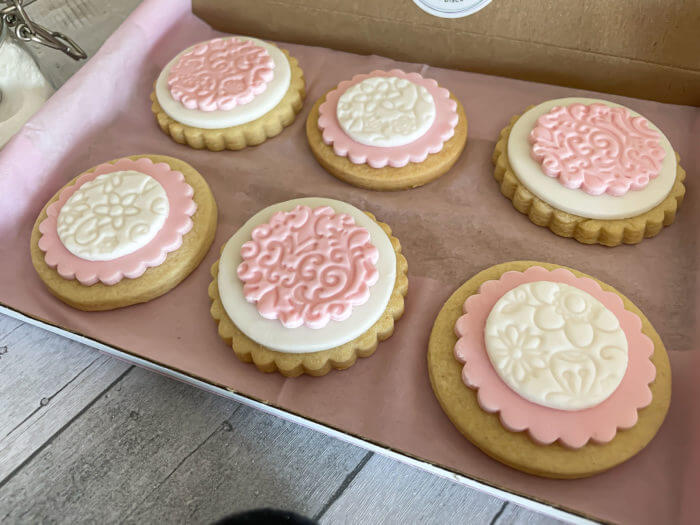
[529,103,666,196]
[237,205,379,329]
[167,37,274,112]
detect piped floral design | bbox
[487,325,546,382]
[485,281,628,411]
[93,192,140,228]
[336,76,436,147]
[56,171,169,261]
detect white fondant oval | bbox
[218,198,397,353]
[507,97,677,220]
[336,76,436,147]
[155,36,291,129]
[57,171,169,261]
[485,281,629,411]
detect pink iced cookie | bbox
[318,69,458,168]
[167,37,274,112]
[454,266,656,449]
[38,157,196,286]
[237,205,379,329]
[529,103,666,196]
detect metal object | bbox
[1,0,86,60]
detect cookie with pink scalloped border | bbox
[454,266,656,449]
[38,157,196,286]
[318,69,459,168]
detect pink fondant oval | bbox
[529,103,666,196]
[236,205,379,329]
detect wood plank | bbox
[0,353,130,481]
[319,454,506,523]
[122,402,371,523]
[0,322,127,444]
[496,503,566,524]
[0,367,370,523]
[0,314,22,337]
[0,367,238,522]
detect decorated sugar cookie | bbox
[30,155,218,310]
[151,36,305,151]
[306,69,467,191]
[428,261,671,479]
[209,198,408,376]
[493,98,686,246]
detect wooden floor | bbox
[0,2,563,523]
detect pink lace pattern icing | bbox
[237,205,379,329]
[318,70,458,168]
[38,157,196,286]
[529,103,666,196]
[454,266,656,449]
[167,37,274,112]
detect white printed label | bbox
[412,0,492,18]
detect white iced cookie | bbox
[154,36,292,130]
[485,281,628,411]
[336,76,436,147]
[217,197,397,353]
[507,97,676,220]
[57,170,169,261]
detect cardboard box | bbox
[192,0,700,106]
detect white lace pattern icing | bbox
[336,76,436,147]
[485,281,628,411]
[57,170,169,261]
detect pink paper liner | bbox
[454,266,656,449]
[317,69,458,168]
[38,157,196,286]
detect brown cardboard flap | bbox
[192,0,700,106]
